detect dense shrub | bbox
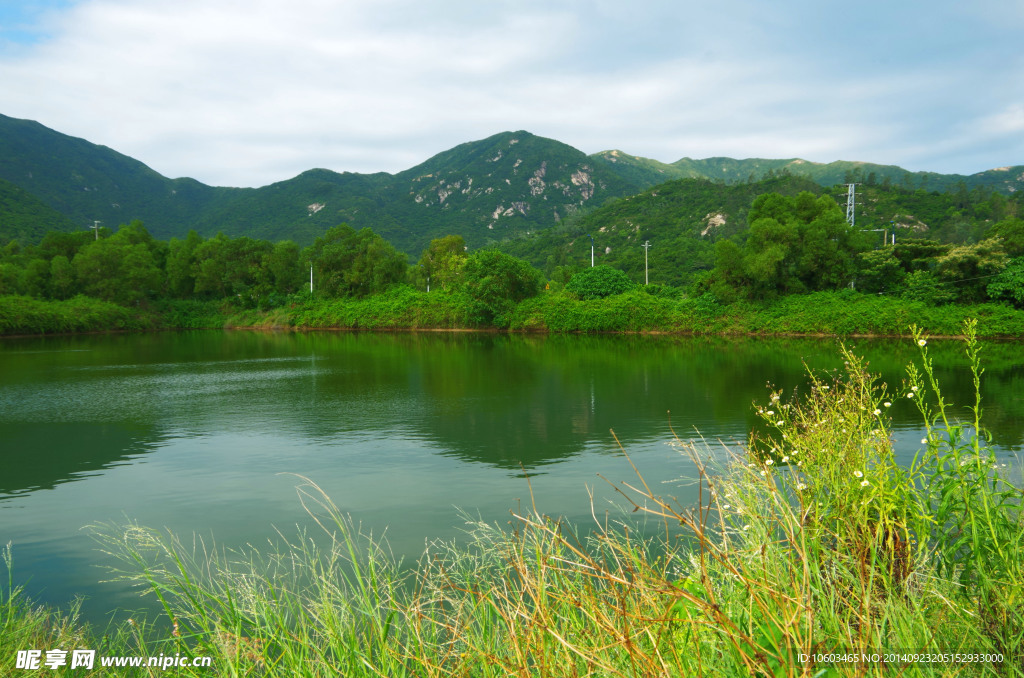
[460,251,542,326]
[565,265,638,300]
[0,295,145,335]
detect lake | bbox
[1,330,1021,627]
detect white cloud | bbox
[0,0,1020,186]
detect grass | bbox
[2,321,1022,676]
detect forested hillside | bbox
[0,177,77,242]
[2,112,1022,256]
[494,175,1024,290]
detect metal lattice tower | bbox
[845,184,856,227]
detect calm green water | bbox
[1,331,1021,626]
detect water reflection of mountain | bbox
[0,422,162,499]
[348,333,1024,467]
[2,332,1018,489]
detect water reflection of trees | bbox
[0,422,160,498]
[2,331,1019,497]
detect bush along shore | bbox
[2,321,1022,677]
[5,289,1024,337]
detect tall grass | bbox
[3,322,1021,676]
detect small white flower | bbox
[921,438,928,445]
[760,470,767,476]
[766,410,775,416]
[723,504,731,509]
[796,461,803,466]
[883,402,891,408]
[782,456,790,463]
[907,392,915,398]
[797,483,807,491]
[854,470,864,478]
[771,394,780,402]
[822,385,830,390]
[873,409,881,415]
[777,420,785,426]
[918,339,927,347]
[765,458,774,465]
[743,525,751,531]
[860,480,870,487]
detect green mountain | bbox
[0,176,78,243]
[1,112,1021,257]
[0,113,246,240]
[590,150,1024,195]
[185,131,641,254]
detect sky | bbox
[0,0,1021,188]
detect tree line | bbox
[0,222,547,322]
[2,189,1023,318]
[700,191,1024,307]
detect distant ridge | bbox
[590,149,1024,195]
[1,112,1021,252]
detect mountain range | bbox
[2,112,1022,254]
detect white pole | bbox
[642,240,651,285]
[309,265,313,293]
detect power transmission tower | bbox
[844,184,858,227]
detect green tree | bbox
[48,255,76,300]
[0,262,20,295]
[987,257,1024,308]
[192,233,232,298]
[191,234,273,302]
[40,231,92,262]
[987,218,1024,258]
[565,265,637,300]
[266,240,303,295]
[72,236,163,304]
[417,235,468,291]
[303,224,407,298]
[933,238,1007,303]
[855,247,905,294]
[710,191,863,299]
[18,258,49,298]
[460,250,542,325]
[166,230,203,298]
[900,270,957,306]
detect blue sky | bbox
[0,0,1021,187]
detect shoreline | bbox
[0,324,989,341]
[4,290,1024,340]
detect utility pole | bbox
[587,234,595,267]
[309,264,313,294]
[642,240,651,285]
[91,220,101,240]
